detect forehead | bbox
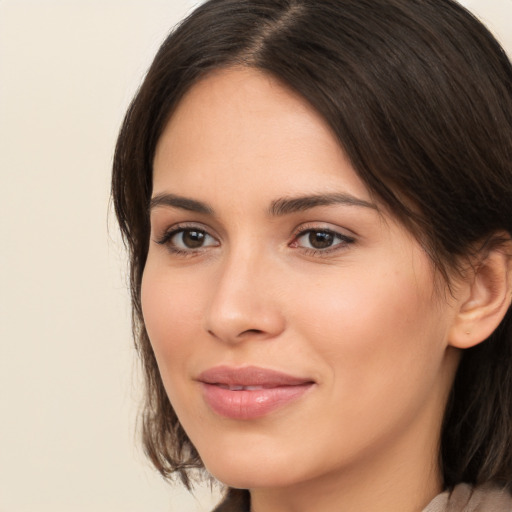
[152,67,371,204]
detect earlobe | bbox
[448,240,512,349]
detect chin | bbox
[207,465,297,490]
[199,444,315,490]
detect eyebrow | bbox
[149,192,377,216]
[268,193,377,216]
[149,193,214,214]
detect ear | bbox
[449,238,512,349]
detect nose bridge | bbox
[204,242,284,343]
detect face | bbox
[142,68,460,493]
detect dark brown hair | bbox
[112,0,512,489]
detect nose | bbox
[203,250,286,344]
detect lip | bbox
[197,365,315,420]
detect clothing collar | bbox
[212,483,512,512]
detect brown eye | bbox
[308,231,335,249]
[178,229,207,248]
[157,227,219,252]
[292,228,354,253]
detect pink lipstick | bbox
[198,366,314,419]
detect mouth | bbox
[197,366,315,420]
[216,384,273,391]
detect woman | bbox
[112,0,512,510]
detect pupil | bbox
[183,230,205,248]
[309,231,333,249]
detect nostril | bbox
[240,329,264,336]
[207,328,264,340]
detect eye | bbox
[302,231,337,249]
[291,228,354,253]
[156,226,219,253]
[172,229,216,249]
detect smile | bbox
[218,385,267,391]
[198,366,315,420]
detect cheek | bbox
[140,264,204,376]
[277,260,452,470]
[293,264,418,340]
[290,257,449,397]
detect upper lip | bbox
[197,365,314,388]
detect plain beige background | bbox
[0,1,510,511]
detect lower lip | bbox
[200,383,313,420]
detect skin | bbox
[142,67,466,512]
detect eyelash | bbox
[155,223,218,257]
[154,224,355,257]
[290,226,355,256]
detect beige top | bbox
[213,483,512,512]
[423,483,512,512]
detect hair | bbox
[112,0,512,490]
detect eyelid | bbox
[154,222,220,252]
[289,223,356,254]
[290,221,356,240]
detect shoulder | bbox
[423,482,512,512]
